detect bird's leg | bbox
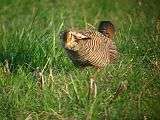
[88,68,100,99]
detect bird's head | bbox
[60,30,80,51]
[65,31,80,51]
[60,29,90,51]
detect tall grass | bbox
[0,0,160,119]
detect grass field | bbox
[0,0,160,119]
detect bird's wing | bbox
[70,29,110,43]
[83,29,110,43]
[70,31,90,40]
[72,29,99,40]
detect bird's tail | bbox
[98,21,115,39]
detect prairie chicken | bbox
[61,21,118,68]
[60,21,118,97]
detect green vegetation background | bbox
[0,0,160,119]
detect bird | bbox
[60,21,118,97]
